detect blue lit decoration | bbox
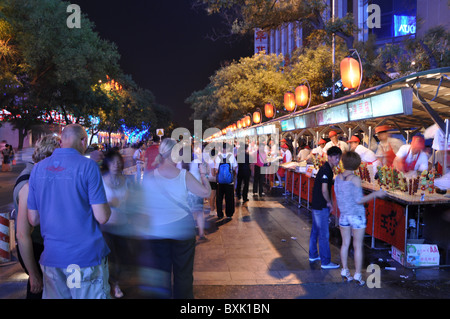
[394,15,416,37]
[121,124,150,144]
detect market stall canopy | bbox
[274,67,450,138]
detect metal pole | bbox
[332,0,336,100]
[445,119,449,175]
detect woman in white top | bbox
[101,150,129,298]
[141,138,211,299]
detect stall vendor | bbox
[276,143,292,186]
[375,125,404,167]
[393,136,429,173]
[297,145,311,161]
[309,139,327,160]
[348,136,381,174]
[323,131,348,153]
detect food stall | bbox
[272,68,450,268]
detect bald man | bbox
[27,124,112,299]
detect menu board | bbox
[316,103,348,126]
[294,113,316,129]
[281,118,296,132]
[371,89,406,118]
[256,124,277,135]
[348,98,372,121]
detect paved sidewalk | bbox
[193,196,343,286]
[1,192,449,299]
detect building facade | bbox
[254,0,450,56]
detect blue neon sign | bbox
[394,15,416,37]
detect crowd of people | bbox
[9,123,447,299]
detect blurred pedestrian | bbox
[89,144,104,166]
[335,151,385,285]
[236,144,251,202]
[1,144,11,172]
[144,138,160,172]
[27,124,111,299]
[253,140,267,197]
[205,148,218,216]
[101,150,130,298]
[309,146,342,269]
[13,135,60,299]
[141,138,211,298]
[179,145,208,241]
[133,142,146,182]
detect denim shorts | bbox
[40,257,111,299]
[339,214,367,229]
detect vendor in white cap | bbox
[393,136,429,173]
[374,125,404,167]
[323,130,348,153]
[348,135,381,174]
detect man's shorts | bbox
[40,257,111,299]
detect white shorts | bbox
[339,214,366,229]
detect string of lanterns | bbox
[217,50,362,137]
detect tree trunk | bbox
[17,127,27,150]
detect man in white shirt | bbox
[324,131,348,154]
[348,136,381,174]
[374,125,404,167]
[309,139,327,160]
[297,145,311,161]
[393,136,429,173]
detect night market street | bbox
[1,151,449,300]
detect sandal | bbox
[340,268,353,282]
[353,273,365,286]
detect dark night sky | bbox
[74,0,254,131]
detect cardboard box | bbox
[392,244,440,267]
[391,245,405,265]
[406,244,440,267]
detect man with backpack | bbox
[214,142,237,220]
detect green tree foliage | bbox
[187,52,291,128]
[196,0,357,49]
[0,0,171,148]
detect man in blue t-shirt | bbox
[28,124,111,299]
[309,146,342,269]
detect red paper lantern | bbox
[340,57,361,89]
[253,111,261,124]
[237,120,242,129]
[284,92,295,112]
[265,103,274,118]
[295,85,309,107]
[245,115,251,127]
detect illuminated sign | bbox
[394,15,416,37]
[294,113,316,129]
[371,89,411,118]
[281,118,296,132]
[348,98,372,121]
[316,104,348,126]
[256,124,276,135]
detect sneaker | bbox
[253,193,258,196]
[321,262,340,269]
[309,256,321,262]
